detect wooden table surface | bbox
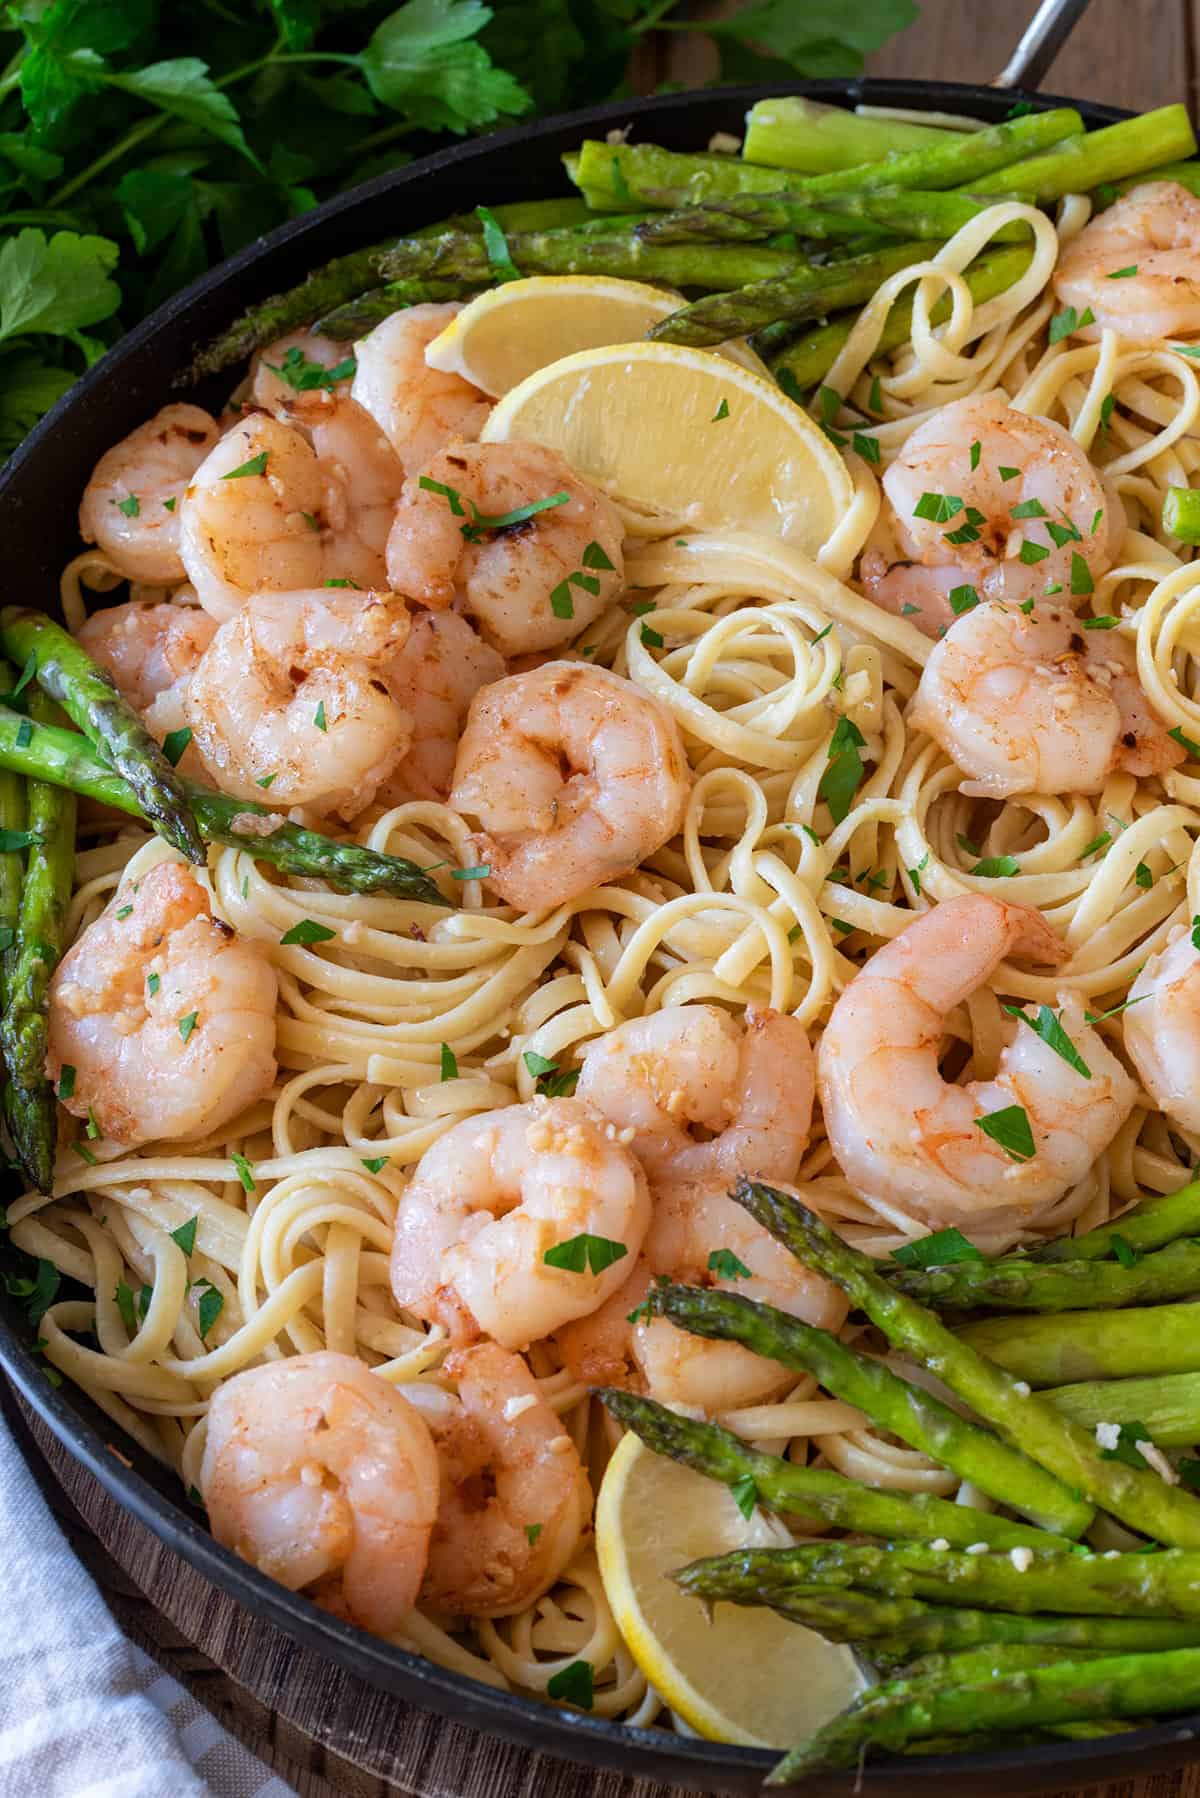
[19,5,1200,1798]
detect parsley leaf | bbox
[818,715,866,825]
[707,1248,752,1280]
[440,1042,458,1081]
[892,1227,984,1269]
[358,0,531,135]
[975,1103,1036,1162]
[280,918,336,946]
[546,1659,593,1710]
[162,725,192,766]
[170,1217,198,1256]
[1002,1003,1092,1079]
[543,1233,627,1275]
[730,1473,758,1519]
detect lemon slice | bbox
[480,341,853,557]
[596,1432,867,1747]
[424,276,768,396]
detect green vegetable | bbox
[0,608,202,864]
[635,185,1033,249]
[1163,487,1200,543]
[968,105,1197,202]
[886,1235,1200,1311]
[960,1302,1200,1386]
[742,95,958,172]
[1033,1177,1200,1263]
[0,701,444,904]
[736,1179,1200,1547]
[379,222,807,291]
[1045,1369,1200,1448]
[601,1387,1058,1548]
[0,686,76,1192]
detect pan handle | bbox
[992,0,1094,90]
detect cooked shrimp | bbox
[555,1258,653,1390]
[1124,927,1200,1132]
[818,895,1138,1231]
[449,661,691,911]
[47,861,277,1146]
[576,1004,814,1188]
[390,1096,651,1349]
[637,1181,848,1411]
[858,393,1122,638]
[351,303,490,475]
[374,609,505,805]
[78,601,216,760]
[183,587,413,820]
[79,404,219,585]
[178,409,403,621]
[201,1352,439,1636]
[386,441,624,657]
[250,328,356,417]
[910,599,1183,798]
[416,1342,592,1617]
[1055,182,1200,342]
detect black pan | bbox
[1,74,1196,1798]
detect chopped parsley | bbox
[549,582,574,620]
[56,1065,75,1100]
[949,584,979,617]
[524,1522,544,1546]
[893,1227,985,1269]
[1048,305,1095,344]
[170,1217,198,1256]
[907,852,929,896]
[971,855,1020,878]
[361,1156,389,1174]
[913,491,962,524]
[969,439,981,470]
[1071,554,1096,597]
[177,1010,199,1044]
[1080,832,1112,860]
[117,493,140,517]
[162,725,192,766]
[280,919,336,946]
[818,715,867,825]
[975,1103,1035,1162]
[265,345,356,390]
[547,1660,594,1710]
[543,1233,628,1275]
[440,1042,458,1081]
[475,204,521,281]
[707,1248,751,1280]
[146,971,160,997]
[1108,265,1138,279]
[313,701,327,733]
[1111,1233,1140,1268]
[453,865,490,882]
[1010,498,1047,520]
[711,398,730,422]
[640,622,664,649]
[1169,725,1200,759]
[582,540,615,571]
[231,1153,256,1194]
[220,450,269,480]
[730,1474,758,1519]
[1002,1003,1092,1079]
[1018,539,1049,565]
[998,465,1020,482]
[194,1279,224,1341]
[852,431,879,464]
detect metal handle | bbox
[992,0,1094,90]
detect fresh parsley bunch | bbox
[0,0,915,454]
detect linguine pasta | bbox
[18,188,1200,1722]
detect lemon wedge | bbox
[424,275,768,396]
[480,340,853,557]
[596,1432,866,1748]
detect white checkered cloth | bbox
[0,1415,298,1798]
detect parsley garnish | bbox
[14,718,31,749]
[1071,554,1095,597]
[582,540,615,571]
[177,1010,198,1043]
[440,1042,458,1081]
[893,1227,985,1269]
[146,971,160,997]
[949,584,979,617]
[194,1279,223,1341]
[1170,725,1200,758]
[640,622,664,649]
[818,715,866,825]
[547,1660,594,1710]
[1098,1421,1152,1470]
[1018,539,1049,565]
[907,851,929,896]
[975,1104,1035,1162]
[707,1248,751,1280]
[117,493,140,517]
[969,439,980,470]
[361,1156,388,1174]
[998,465,1020,482]
[280,919,336,946]
[1081,832,1112,860]
[852,431,879,464]
[231,1153,256,1194]
[56,1065,76,1100]
[1108,265,1138,278]
[549,581,574,620]
[913,491,962,523]
[1011,498,1047,520]
[1111,1233,1140,1268]
[730,1474,758,1519]
[221,450,269,479]
[1002,1004,1091,1079]
[543,1233,628,1275]
[170,1217,198,1256]
[162,725,191,766]
[265,346,355,390]
[972,855,1020,878]
[1049,305,1095,344]
[711,398,729,422]
[453,864,490,882]
[313,701,327,733]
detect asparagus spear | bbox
[1111,160,1200,198]
[0,608,203,866]
[1164,487,1200,545]
[191,196,597,375]
[770,244,1032,392]
[968,103,1196,201]
[675,1538,1200,1621]
[1,687,76,1192]
[378,226,805,290]
[887,1237,1200,1311]
[639,1283,1090,1535]
[1034,1177,1200,1262]
[1046,1369,1200,1448]
[0,705,446,905]
[757,1585,1200,1662]
[742,95,960,173]
[636,186,1033,247]
[599,1388,1056,1549]
[647,240,942,348]
[571,111,1082,211]
[960,1303,1200,1386]
[315,278,486,339]
[735,1179,1200,1547]
[769,1644,1200,1780]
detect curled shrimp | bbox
[415,1342,592,1618]
[386,441,624,657]
[179,408,403,621]
[910,599,1183,798]
[250,328,355,417]
[375,609,505,804]
[351,303,490,475]
[201,1352,439,1636]
[818,895,1137,1232]
[389,1096,651,1349]
[79,404,219,585]
[449,661,691,911]
[636,1182,849,1411]
[1124,927,1200,1132]
[183,588,413,820]
[858,393,1122,639]
[78,600,216,762]
[47,861,278,1146]
[1054,183,1200,341]
[576,1004,814,1189]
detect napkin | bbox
[0,1408,298,1798]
